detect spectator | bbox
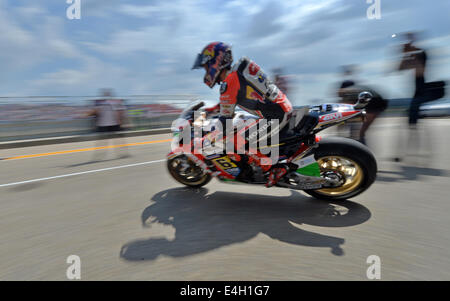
[394,32,446,162]
[336,65,362,140]
[273,68,290,96]
[87,89,130,160]
[398,32,428,127]
[339,84,388,145]
[336,66,388,144]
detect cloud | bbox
[14,4,47,18]
[119,4,160,18]
[0,5,82,70]
[80,0,123,18]
[2,0,450,104]
[246,1,285,39]
[28,57,131,95]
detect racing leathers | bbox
[205,57,293,186]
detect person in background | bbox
[357,89,388,145]
[398,32,428,127]
[394,32,445,162]
[272,68,290,97]
[87,89,130,160]
[337,65,388,145]
[336,65,362,140]
[339,84,387,145]
[337,65,360,104]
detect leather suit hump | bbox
[219,57,293,121]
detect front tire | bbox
[167,154,212,188]
[304,137,377,201]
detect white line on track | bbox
[0,159,166,188]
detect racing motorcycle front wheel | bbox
[167,154,212,188]
[304,137,377,201]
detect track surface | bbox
[1,118,450,280]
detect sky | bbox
[1,0,450,106]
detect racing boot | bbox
[265,164,288,188]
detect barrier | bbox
[0,94,197,142]
[0,114,179,142]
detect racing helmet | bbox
[192,42,233,88]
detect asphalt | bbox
[1,118,450,280]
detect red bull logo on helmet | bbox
[203,42,218,58]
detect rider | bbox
[192,42,294,187]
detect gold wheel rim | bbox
[170,156,209,186]
[315,156,364,196]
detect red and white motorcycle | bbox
[167,92,377,201]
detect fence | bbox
[0,95,199,142]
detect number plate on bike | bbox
[212,156,238,170]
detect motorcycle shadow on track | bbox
[377,165,450,182]
[120,188,371,261]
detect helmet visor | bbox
[192,53,209,70]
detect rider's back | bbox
[221,57,293,120]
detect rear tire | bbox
[304,137,377,201]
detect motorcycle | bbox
[167,92,377,201]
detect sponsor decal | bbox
[246,86,264,102]
[258,73,266,83]
[226,167,241,177]
[228,154,241,162]
[247,120,275,141]
[211,156,241,178]
[222,109,232,115]
[342,111,360,117]
[320,112,343,122]
[203,43,217,58]
[211,171,222,177]
[292,154,316,168]
[220,94,231,101]
[212,156,238,170]
[319,111,361,124]
[220,82,227,94]
[167,153,180,160]
[186,154,210,173]
[248,62,260,76]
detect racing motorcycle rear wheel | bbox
[304,137,377,201]
[167,154,212,188]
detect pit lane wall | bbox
[0,114,179,142]
[0,95,197,143]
